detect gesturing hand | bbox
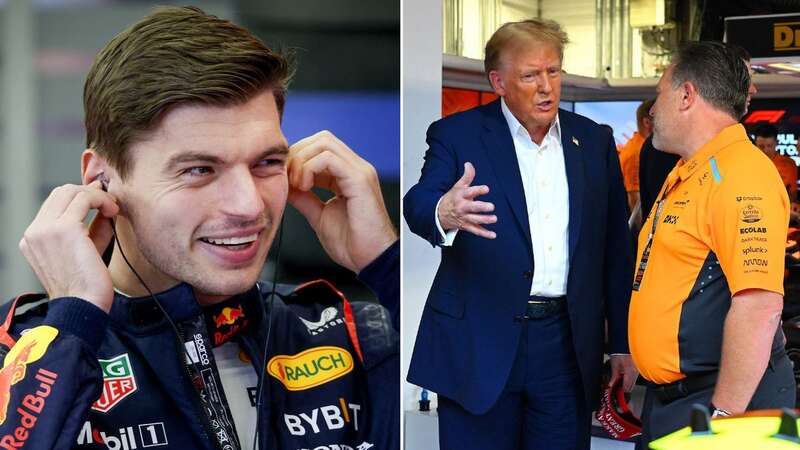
[438,162,497,239]
[18,181,119,313]
[287,131,397,273]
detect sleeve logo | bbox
[267,346,353,391]
[299,307,343,335]
[740,204,763,224]
[0,326,58,425]
[91,354,137,413]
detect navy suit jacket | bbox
[404,100,633,414]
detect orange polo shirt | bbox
[770,153,798,200]
[619,132,645,193]
[629,124,789,384]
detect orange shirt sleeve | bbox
[619,146,640,192]
[708,158,789,297]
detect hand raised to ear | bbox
[287,131,397,273]
[19,181,119,313]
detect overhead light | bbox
[769,62,800,73]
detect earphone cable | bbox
[252,218,283,450]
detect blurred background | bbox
[0,0,399,301]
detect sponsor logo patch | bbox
[662,215,679,225]
[740,204,763,224]
[213,306,248,346]
[184,334,210,366]
[300,307,344,336]
[284,397,362,436]
[297,443,374,450]
[214,306,244,328]
[77,420,169,449]
[740,226,767,234]
[741,236,768,243]
[92,354,137,413]
[0,368,57,448]
[268,346,353,391]
[736,195,763,202]
[743,246,768,256]
[0,326,58,425]
[744,258,769,267]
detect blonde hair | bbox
[484,18,569,75]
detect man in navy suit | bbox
[404,19,637,450]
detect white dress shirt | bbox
[435,98,570,296]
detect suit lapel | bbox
[479,102,533,259]
[559,113,585,265]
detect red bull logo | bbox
[0,326,58,425]
[213,306,248,345]
[0,341,36,425]
[214,306,245,328]
[0,368,57,449]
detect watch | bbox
[710,403,732,418]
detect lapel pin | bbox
[572,136,580,147]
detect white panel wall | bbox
[2,0,37,296]
[541,0,598,77]
[402,0,442,420]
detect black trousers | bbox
[635,353,796,449]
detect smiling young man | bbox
[0,6,398,450]
[405,18,634,450]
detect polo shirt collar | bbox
[676,123,749,182]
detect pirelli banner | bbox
[725,13,800,58]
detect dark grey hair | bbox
[670,41,750,119]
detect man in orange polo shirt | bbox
[754,123,798,202]
[629,42,795,448]
[619,99,655,211]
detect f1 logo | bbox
[744,110,786,124]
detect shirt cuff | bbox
[609,353,630,357]
[435,196,458,246]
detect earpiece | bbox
[95,173,109,192]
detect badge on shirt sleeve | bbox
[267,346,354,391]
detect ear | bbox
[679,81,698,112]
[642,116,653,131]
[488,70,506,96]
[81,149,115,186]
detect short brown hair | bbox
[84,6,294,178]
[484,18,569,76]
[636,99,655,128]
